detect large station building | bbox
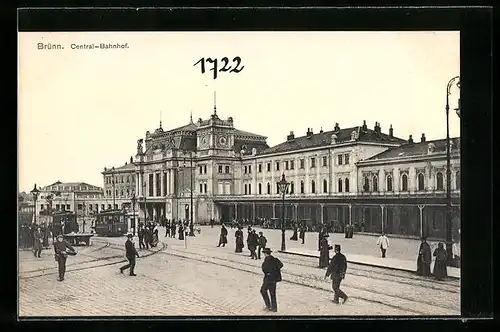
[102,107,460,240]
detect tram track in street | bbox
[161,245,458,315]
[19,241,166,280]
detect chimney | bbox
[421,133,426,143]
[374,122,381,134]
[362,120,367,131]
[389,124,393,138]
[334,123,340,132]
[408,135,414,144]
[287,131,295,141]
[306,128,313,137]
[130,156,133,163]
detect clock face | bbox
[219,136,227,146]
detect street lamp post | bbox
[131,192,137,236]
[445,75,460,265]
[277,173,290,251]
[30,184,40,225]
[184,152,195,236]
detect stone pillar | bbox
[380,205,385,232]
[161,172,165,197]
[393,167,400,193]
[348,204,352,225]
[380,168,386,192]
[273,203,276,218]
[320,203,324,224]
[295,203,299,221]
[234,203,238,220]
[252,202,256,222]
[153,173,158,197]
[418,204,425,239]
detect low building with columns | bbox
[105,109,460,240]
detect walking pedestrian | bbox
[234,226,244,252]
[218,224,228,247]
[318,226,327,251]
[165,220,170,237]
[319,234,332,268]
[138,225,145,249]
[376,232,390,258]
[416,237,432,277]
[178,223,185,241]
[171,220,177,238]
[257,231,267,259]
[119,233,140,276]
[325,244,348,304]
[53,234,76,281]
[290,223,298,241]
[299,225,306,244]
[433,242,448,280]
[248,229,259,259]
[260,248,283,312]
[33,226,43,258]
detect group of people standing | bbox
[289,223,306,244]
[218,224,268,260]
[137,222,159,249]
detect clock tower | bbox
[196,105,235,156]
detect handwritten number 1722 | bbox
[193,57,245,79]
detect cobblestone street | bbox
[19,227,460,317]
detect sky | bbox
[18,31,460,193]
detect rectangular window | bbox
[290,160,295,170]
[267,163,271,172]
[156,173,161,196]
[204,165,207,174]
[149,174,154,196]
[199,183,203,193]
[219,165,223,173]
[225,166,230,173]
[258,164,262,173]
[344,154,350,165]
[300,159,305,169]
[285,161,289,170]
[248,165,252,174]
[199,166,203,174]
[163,172,167,196]
[338,155,343,165]
[311,158,316,168]
[244,166,247,174]
[204,183,207,193]
[248,184,252,194]
[322,156,328,167]
[276,161,280,171]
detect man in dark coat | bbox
[144,226,152,249]
[165,219,170,237]
[416,237,432,277]
[257,231,267,259]
[319,234,332,268]
[119,233,140,276]
[53,234,76,281]
[218,224,228,247]
[171,220,177,238]
[318,226,328,251]
[33,227,43,258]
[299,225,306,244]
[325,244,348,304]
[178,223,185,240]
[248,229,259,259]
[234,226,244,251]
[138,225,145,249]
[260,248,283,312]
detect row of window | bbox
[245,154,351,174]
[199,182,208,194]
[40,203,120,211]
[218,165,231,174]
[105,174,136,185]
[45,185,99,192]
[199,165,208,174]
[243,179,351,195]
[105,189,134,197]
[363,171,460,192]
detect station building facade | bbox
[105,109,460,240]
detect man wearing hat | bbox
[120,233,140,276]
[260,248,284,312]
[257,231,267,260]
[325,244,348,304]
[53,234,76,281]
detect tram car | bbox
[94,209,127,237]
[52,211,79,236]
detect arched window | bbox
[244,184,248,195]
[345,178,350,192]
[417,173,425,191]
[258,183,262,194]
[401,174,408,191]
[363,177,370,192]
[311,180,316,194]
[248,184,252,195]
[323,179,328,193]
[455,171,460,190]
[373,176,378,192]
[338,178,343,192]
[300,181,304,194]
[386,175,393,192]
[267,182,271,194]
[290,181,294,194]
[436,172,444,190]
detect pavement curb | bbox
[278,250,460,280]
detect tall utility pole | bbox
[185,152,195,236]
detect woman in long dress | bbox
[218,224,228,247]
[234,227,244,252]
[318,235,332,268]
[433,242,448,280]
[416,237,432,277]
[290,223,298,241]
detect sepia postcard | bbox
[18,29,461,318]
